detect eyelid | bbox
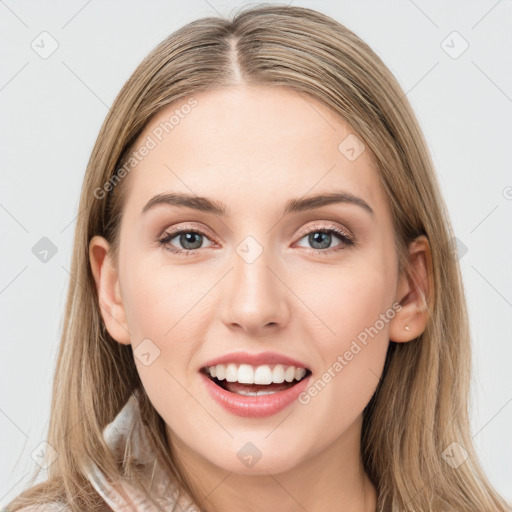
[296,221,353,240]
[159,221,352,243]
[159,222,218,242]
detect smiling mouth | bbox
[200,367,312,395]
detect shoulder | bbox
[6,501,112,512]
[5,500,112,512]
[4,504,71,512]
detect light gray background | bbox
[1,0,511,507]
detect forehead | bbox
[123,85,384,215]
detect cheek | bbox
[120,258,210,379]
[298,253,394,392]
[121,254,202,340]
[304,257,394,340]
[122,265,203,417]
[289,262,393,449]
[123,274,174,340]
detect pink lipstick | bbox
[199,367,312,418]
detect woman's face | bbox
[96,85,404,475]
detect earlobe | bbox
[389,235,433,343]
[88,235,131,345]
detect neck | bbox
[167,414,377,512]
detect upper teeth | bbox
[206,364,307,385]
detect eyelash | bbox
[157,223,355,257]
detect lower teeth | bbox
[207,373,304,396]
[234,389,279,396]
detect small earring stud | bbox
[404,325,410,331]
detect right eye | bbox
[157,228,215,255]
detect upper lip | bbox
[200,351,310,371]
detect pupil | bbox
[310,232,330,249]
[181,232,202,250]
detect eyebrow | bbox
[141,191,374,217]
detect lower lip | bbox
[200,372,311,418]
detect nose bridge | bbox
[221,233,288,332]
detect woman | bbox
[6,4,510,512]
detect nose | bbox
[220,245,290,336]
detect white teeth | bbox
[215,364,226,380]
[225,363,238,382]
[238,364,254,384]
[254,365,273,384]
[272,365,285,383]
[295,367,306,381]
[205,363,308,385]
[284,366,296,382]
[234,389,279,396]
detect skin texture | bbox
[90,85,432,512]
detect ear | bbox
[89,235,131,345]
[389,235,433,343]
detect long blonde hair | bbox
[7,4,510,511]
